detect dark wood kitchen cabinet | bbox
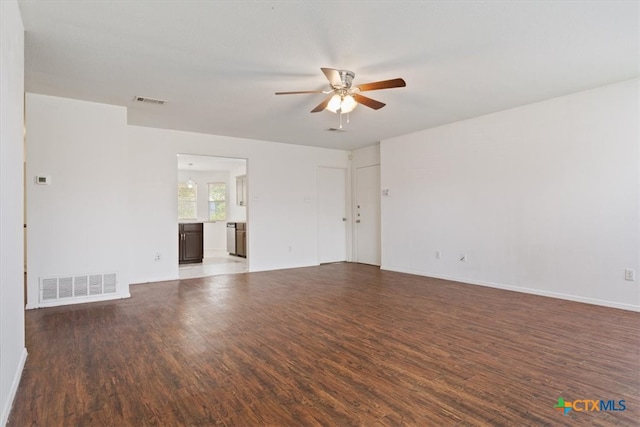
[178,223,203,264]
[236,222,246,258]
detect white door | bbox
[355,165,381,265]
[317,167,347,263]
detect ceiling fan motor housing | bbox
[336,70,355,89]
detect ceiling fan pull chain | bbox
[339,112,343,129]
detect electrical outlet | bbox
[624,269,635,281]
[154,252,161,262]
[459,254,467,262]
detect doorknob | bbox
[356,220,361,223]
[342,218,347,221]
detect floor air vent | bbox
[40,273,117,302]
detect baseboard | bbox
[130,275,180,285]
[1,347,27,426]
[381,265,640,312]
[250,261,320,273]
[25,291,131,310]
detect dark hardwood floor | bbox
[8,263,640,426]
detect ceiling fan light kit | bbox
[275,67,406,126]
[327,93,357,114]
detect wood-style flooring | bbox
[8,263,640,426]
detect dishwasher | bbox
[226,222,237,255]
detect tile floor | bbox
[178,250,247,279]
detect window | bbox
[177,182,197,220]
[208,182,226,221]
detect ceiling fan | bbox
[275,68,406,115]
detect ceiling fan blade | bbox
[321,68,344,88]
[355,78,406,92]
[275,90,324,95]
[353,94,386,110]
[311,94,334,113]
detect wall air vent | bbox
[133,96,166,105]
[39,272,117,303]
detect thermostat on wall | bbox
[35,176,51,185]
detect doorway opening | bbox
[177,154,248,279]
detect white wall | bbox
[381,79,640,311]
[128,125,350,280]
[26,94,349,289]
[26,94,131,308]
[351,144,380,170]
[0,1,27,424]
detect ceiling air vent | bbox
[133,96,166,105]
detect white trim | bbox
[381,265,640,313]
[249,262,320,273]
[25,292,131,310]
[1,348,27,427]
[130,275,180,285]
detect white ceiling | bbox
[18,1,640,151]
